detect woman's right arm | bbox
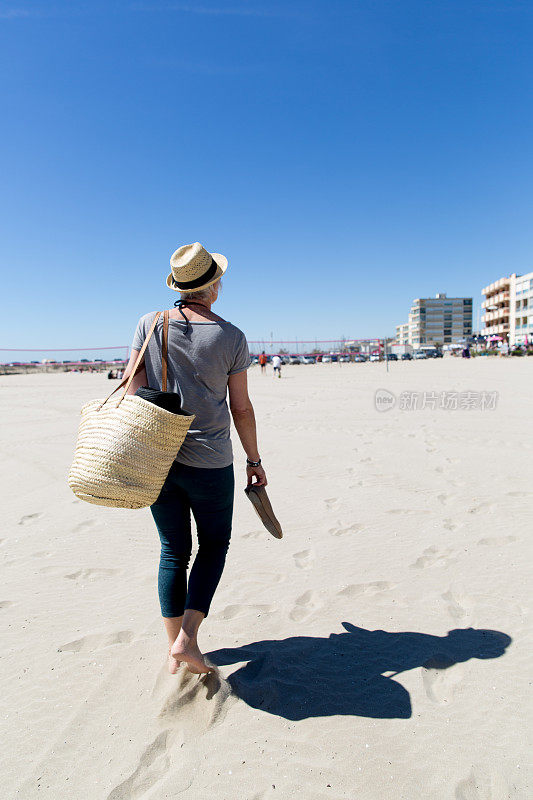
[228,371,267,486]
[122,348,148,395]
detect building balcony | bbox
[481,291,509,308]
[482,278,510,296]
[482,310,510,324]
[482,322,510,335]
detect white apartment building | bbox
[395,293,473,347]
[481,276,512,340]
[395,323,409,344]
[481,271,533,345]
[512,272,533,345]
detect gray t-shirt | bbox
[131,311,251,469]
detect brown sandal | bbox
[244,485,283,539]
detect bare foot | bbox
[167,646,181,675]
[171,631,211,674]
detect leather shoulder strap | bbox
[99,311,162,409]
[162,309,169,392]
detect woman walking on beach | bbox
[124,243,267,675]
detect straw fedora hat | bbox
[166,242,228,292]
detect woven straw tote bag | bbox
[68,310,195,509]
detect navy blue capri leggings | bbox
[150,461,235,618]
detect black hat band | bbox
[172,258,218,290]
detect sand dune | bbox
[1,358,531,799]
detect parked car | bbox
[301,356,315,364]
[385,353,398,361]
[401,352,412,360]
[369,353,381,362]
[413,350,427,359]
[322,356,331,363]
[353,354,367,362]
[339,355,351,362]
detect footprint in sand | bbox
[324,498,339,509]
[505,491,532,498]
[443,518,459,531]
[422,659,465,704]
[105,729,183,800]
[216,603,275,620]
[328,523,364,537]
[337,581,395,597]
[72,519,97,533]
[64,567,120,581]
[455,766,511,800]
[467,501,495,515]
[289,590,322,621]
[293,549,314,569]
[477,535,517,546]
[442,590,470,621]
[18,512,43,526]
[58,630,134,653]
[153,663,235,736]
[0,600,14,609]
[410,545,455,570]
[241,529,263,539]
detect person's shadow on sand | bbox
[208,624,511,720]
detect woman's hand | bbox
[246,464,267,487]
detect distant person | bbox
[259,351,267,373]
[462,347,470,359]
[272,354,282,378]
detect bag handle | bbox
[162,309,169,392]
[98,311,162,409]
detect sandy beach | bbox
[2,358,531,800]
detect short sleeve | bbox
[131,316,146,351]
[229,330,251,375]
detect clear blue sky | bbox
[1,0,532,352]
